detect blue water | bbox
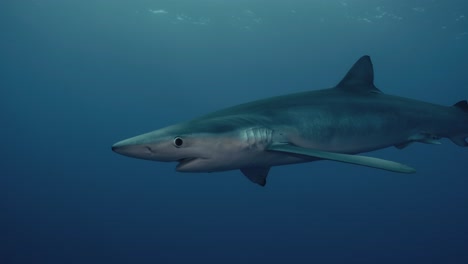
[2,1,468,263]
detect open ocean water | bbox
[2,0,468,263]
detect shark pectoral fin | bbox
[267,143,416,174]
[241,167,270,186]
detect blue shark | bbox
[112,56,468,186]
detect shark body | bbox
[112,56,468,185]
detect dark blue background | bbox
[2,1,468,263]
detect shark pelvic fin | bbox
[450,136,468,147]
[267,143,416,174]
[241,167,270,186]
[405,132,442,146]
[395,142,412,149]
[336,55,381,94]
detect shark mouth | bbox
[176,158,199,170]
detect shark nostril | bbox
[146,146,153,152]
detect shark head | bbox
[111,117,260,172]
[112,123,210,172]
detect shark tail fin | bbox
[450,100,468,146]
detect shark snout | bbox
[112,134,182,162]
[111,139,154,159]
[111,139,132,153]
[111,142,128,154]
[111,143,127,154]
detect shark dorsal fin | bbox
[336,55,381,93]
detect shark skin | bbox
[112,56,468,186]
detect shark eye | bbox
[173,137,184,148]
